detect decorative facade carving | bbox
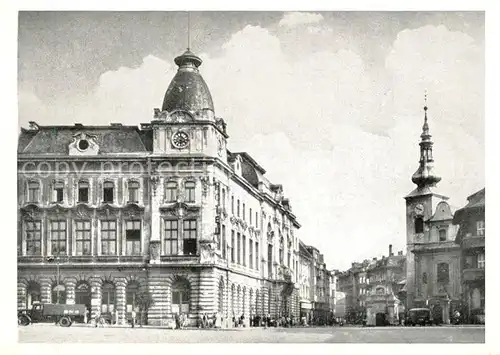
[199,240,217,264]
[68,132,99,156]
[199,176,210,197]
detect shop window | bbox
[78,181,89,203]
[183,219,197,255]
[437,263,449,283]
[26,282,41,309]
[75,282,91,306]
[125,220,141,255]
[103,182,114,203]
[51,283,66,304]
[126,282,139,312]
[101,282,116,314]
[27,181,40,203]
[25,220,42,256]
[101,220,117,255]
[171,278,190,314]
[128,181,140,203]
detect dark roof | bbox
[453,188,485,224]
[18,125,152,155]
[233,152,266,174]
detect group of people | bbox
[174,312,188,329]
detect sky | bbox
[17,11,485,271]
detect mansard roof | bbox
[18,123,153,155]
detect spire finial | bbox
[187,11,191,51]
[424,90,428,122]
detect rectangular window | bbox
[255,241,259,270]
[477,221,485,236]
[75,220,92,256]
[437,263,450,283]
[183,219,197,255]
[128,181,140,203]
[185,182,196,203]
[103,182,114,203]
[50,220,67,255]
[231,196,234,214]
[477,253,485,269]
[287,252,291,268]
[164,220,179,255]
[439,229,447,242]
[249,240,253,269]
[78,181,89,203]
[237,232,241,264]
[221,225,226,259]
[242,235,246,266]
[27,182,40,203]
[249,208,252,226]
[125,220,141,255]
[256,212,258,227]
[101,220,117,255]
[231,230,235,263]
[268,244,273,278]
[243,203,246,221]
[279,248,284,264]
[222,188,226,209]
[237,200,240,217]
[166,182,178,202]
[25,220,41,256]
[53,182,64,203]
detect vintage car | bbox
[405,308,435,326]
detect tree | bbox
[135,291,155,326]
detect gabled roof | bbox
[453,188,485,224]
[18,124,153,155]
[428,201,454,222]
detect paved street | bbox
[18,325,485,343]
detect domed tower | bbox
[403,100,450,310]
[151,49,228,160]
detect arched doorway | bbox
[51,283,66,304]
[75,282,91,308]
[26,282,41,309]
[101,282,116,315]
[171,277,190,314]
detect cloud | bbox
[279,12,324,28]
[18,23,484,271]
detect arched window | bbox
[439,229,447,242]
[26,282,41,309]
[171,278,190,314]
[128,181,140,203]
[75,282,91,307]
[166,181,178,202]
[218,280,224,314]
[126,282,140,313]
[27,181,40,203]
[415,217,424,234]
[101,282,116,314]
[51,283,66,304]
[78,181,89,203]
[184,181,196,203]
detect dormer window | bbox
[128,181,140,203]
[27,181,40,203]
[78,181,89,203]
[53,181,64,203]
[439,229,447,242]
[103,182,114,203]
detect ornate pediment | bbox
[45,204,71,217]
[160,202,199,218]
[122,204,145,219]
[20,204,42,220]
[69,132,99,156]
[153,109,194,123]
[96,204,121,219]
[73,204,94,219]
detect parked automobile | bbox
[18,303,86,327]
[406,308,435,326]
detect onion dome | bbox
[161,49,214,117]
[411,105,442,188]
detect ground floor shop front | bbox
[18,264,299,327]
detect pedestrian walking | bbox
[131,309,137,328]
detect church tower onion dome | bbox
[411,105,442,188]
[162,49,215,118]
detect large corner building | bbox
[17,50,302,326]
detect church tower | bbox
[404,101,449,310]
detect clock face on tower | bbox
[171,131,190,149]
[414,204,424,216]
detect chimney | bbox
[398,251,403,256]
[389,244,393,256]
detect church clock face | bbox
[171,131,190,149]
[414,204,424,216]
